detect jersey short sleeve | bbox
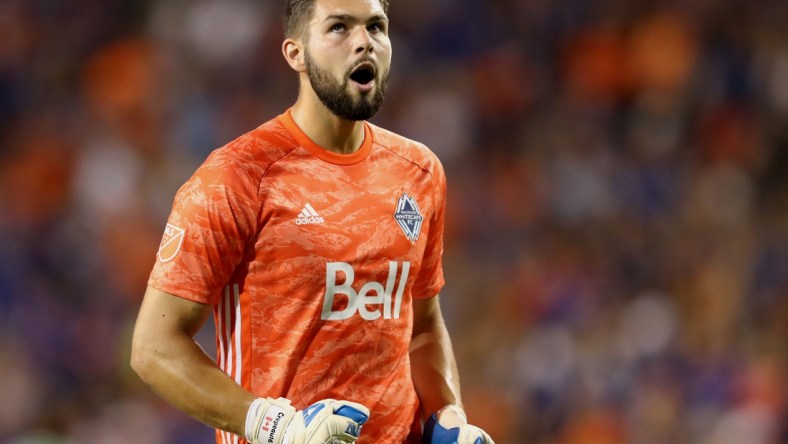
[410,149,447,300]
[148,145,261,304]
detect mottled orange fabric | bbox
[149,110,447,443]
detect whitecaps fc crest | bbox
[394,193,423,243]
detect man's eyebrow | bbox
[323,13,389,23]
[367,14,388,23]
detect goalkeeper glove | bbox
[423,405,495,444]
[245,397,369,444]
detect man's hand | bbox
[245,397,369,444]
[423,405,495,444]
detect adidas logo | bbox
[295,203,325,225]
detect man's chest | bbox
[256,159,435,264]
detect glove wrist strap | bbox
[246,397,294,443]
[245,398,265,442]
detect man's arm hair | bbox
[409,296,466,427]
[130,286,254,436]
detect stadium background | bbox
[0,0,786,442]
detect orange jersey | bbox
[148,110,446,444]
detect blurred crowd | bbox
[1,0,787,443]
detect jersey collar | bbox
[279,109,373,166]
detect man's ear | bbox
[282,38,306,72]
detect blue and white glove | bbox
[423,405,494,444]
[245,397,369,444]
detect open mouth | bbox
[349,63,376,86]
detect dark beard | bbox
[304,49,388,121]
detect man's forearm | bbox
[409,297,463,422]
[131,328,253,435]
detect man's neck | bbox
[290,96,365,155]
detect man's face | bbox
[302,0,392,121]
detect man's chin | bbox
[342,104,380,121]
[318,86,384,120]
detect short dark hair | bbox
[284,0,390,38]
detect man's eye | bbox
[368,23,385,33]
[330,23,346,32]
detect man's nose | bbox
[353,28,373,54]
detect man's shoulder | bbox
[368,123,443,175]
[205,114,297,173]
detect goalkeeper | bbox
[130,0,494,443]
